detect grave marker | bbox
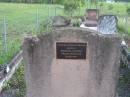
[23,27,121,97]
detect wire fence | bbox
[0,5,130,64]
[0,4,130,97]
[0,6,62,96]
[0,5,63,64]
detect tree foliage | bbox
[0,0,130,3]
[64,0,85,17]
[126,7,130,16]
[0,0,53,3]
[0,0,86,4]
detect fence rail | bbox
[0,6,60,64]
[0,51,23,92]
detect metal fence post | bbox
[47,6,50,31]
[125,16,128,34]
[55,7,56,16]
[36,9,39,32]
[2,17,7,53]
[48,6,50,17]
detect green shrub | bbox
[63,0,84,17]
[53,0,64,4]
[38,18,53,33]
[99,3,104,7]
[126,7,130,16]
[64,0,79,17]
[71,18,81,27]
[108,4,113,10]
[118,24,126,34]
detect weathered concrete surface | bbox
[23,27,121,97]
[52,16,70,27]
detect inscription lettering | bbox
[56,42,87,59]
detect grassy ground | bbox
[0,2,130,64]
[3,64,26,97]
[97,2,129,16]
[0,2,130,97]
[0,3,64,64]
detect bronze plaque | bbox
[56,42,87,59]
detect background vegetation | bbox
[1,0,130,66]
[0,0,129,4]
[0,0,130,97]
[3,64,26,97]
[0,3,64,64]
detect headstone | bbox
[80,9,99,31]
[86,9,99,20]
[23,27,121,97]
[98,15,118,34]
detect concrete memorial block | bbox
[23,27,121,97]
[52,16,70,27]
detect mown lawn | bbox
[0,2,130,64]
[0,2,130,97]
[0,3,64,64]
[97,2,129,15]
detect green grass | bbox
[0,3,64,64]
[3,64,26,97]
[0,2,130,97]
[0,3,64,35]
[0,2,130,64]
[97,2,129,16]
